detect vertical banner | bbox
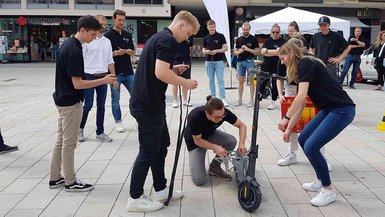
[203,0,231,66]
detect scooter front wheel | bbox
[238,182,262,212]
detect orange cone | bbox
[377,112,385,131]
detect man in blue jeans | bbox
[233,22,260,108]
[202,20,229,107]
[78,15,117,143]
[339,27,365,89]
[104,9,135,133]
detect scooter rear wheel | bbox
[238,182,262,212]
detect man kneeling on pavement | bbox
[184,96,247,185]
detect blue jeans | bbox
[51,45,58,60]
[80,74,108,135]
[110,74,135,123]
[298,105,355,187]
[205,61,225,99]
[129,110,170,198]
[339,54,361,86]
[236,59,254,78]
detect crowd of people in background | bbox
[4,9,385,213]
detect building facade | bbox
[0,0,172,62]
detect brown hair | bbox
[173,10,200,34]
[113,9,126,19]
[278,41,323,84]
[205,95,224,114]
[271,23,281,32]
[207,20,216,26]
[374,30,385,49]
[288,21,299,32]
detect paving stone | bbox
[14,183,60,209]
[1,178,41,194]
[39,195,87,217]
[0,194,25,216]
[5,209,42,217]
[347,198,385,217]
[75,202,114,217]
[352,171,385,188]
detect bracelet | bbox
[284,115,290,120]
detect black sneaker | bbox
[349,84,356,89]
[0,144,18,154]
[49,177,65,189]
[65,179,94,192]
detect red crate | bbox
[280,96,319,133]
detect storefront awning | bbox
[337,16,370,28]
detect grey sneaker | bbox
[78,129,85,142]
[96,133,112,142]
[246,100,254,108]
[234,99,243,106]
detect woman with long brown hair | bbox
[373,30,385,90]
[277,40,355,207]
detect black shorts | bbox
[179,66,191,79]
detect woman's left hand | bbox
[283,128,291,143]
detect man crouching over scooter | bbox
[184,96,247,185]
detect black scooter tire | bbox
[237,183,262,212]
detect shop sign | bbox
[356,9,381,19]
[18,16,27,26]
[26,17,69,26]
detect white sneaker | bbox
[115,122,124,133]
[234,99,243,106]
[277,152,297,166]
[127,194,164,212]
[96,133,113,142]
[303,179,322,192]
[78,129,86,142]
[153,186,183,203]
[246,101,254,108]
[310,188,337,207]
[182,100,192,107]
[221,98,229,107]
[268,100,277,110]
[172,100,178,108]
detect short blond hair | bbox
[94,14,106,22]
[173,10,200,34]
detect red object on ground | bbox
[280,96,319,133]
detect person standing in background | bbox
[104,9,135,133]
[172,36,194,108]
[338,27,365,89]
[373,31,385,91]
[202,20,229,107]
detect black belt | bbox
[85,73,108,77]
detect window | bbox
[0,0,21,8]
[75,0,114,9]
[27,0,68,8]
[123,0,162,4]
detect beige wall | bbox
[0,0,172,17]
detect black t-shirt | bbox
[174,36,193,64]
[184,106,238,151]
[310,30,348,63]
[277,51,312,85]
[203,32,227,61]
[129,28,176,115]
[53,37,84,107]
[261,37,285,73]
[348,36,365,55]
[104,29,134,75]
[235,34,259,61]
[298,57,355,110]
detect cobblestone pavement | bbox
[1,62,385,217]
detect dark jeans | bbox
[110,74,135,123]
[129,110,170,199]
[377,66,385,86]
[80,74,108,135]
[298,105,355,187]
[339,54,361,86]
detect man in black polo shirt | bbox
[339,27,365,88]
[50,15,116,192]
[202,20,229,107]
[104,9,135,133]
[310,16,350,80]
[127,11,199,212]
[233,22,260,107]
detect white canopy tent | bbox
[247,7,351,40]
